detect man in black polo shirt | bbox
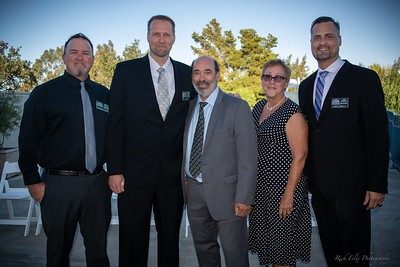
[18,33,111,266]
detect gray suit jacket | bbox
[182,90,258,221]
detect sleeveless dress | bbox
[248,98,311,266]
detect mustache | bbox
[196,81,209,86]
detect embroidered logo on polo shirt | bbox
[96,101,109,113]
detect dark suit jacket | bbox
[298,60,389,198]
[107,55,196,187]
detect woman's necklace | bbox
[266,96,286,111]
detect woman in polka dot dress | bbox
[248,59,311,267]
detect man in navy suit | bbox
[107,15,196,266]
[299,16,389,266]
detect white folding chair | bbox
[0,161,41,236]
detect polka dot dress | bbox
[248,99,311,267]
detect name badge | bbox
[182,91,191,101]
[331,98,349,109]
[96,101,109,113]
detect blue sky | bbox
[1,0,399,73]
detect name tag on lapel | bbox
[331,98,349,109]
[182,91,191,101]
[96,101,109,113]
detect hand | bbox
[108,174,125,193]
[27,182,45,203]
[234,203,252,217]
[279,193,294,219]
[363,191,385,210]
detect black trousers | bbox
[312,192,371,266]
[40,171,111,267]
[117,183,184,267]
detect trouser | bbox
[117,183,184,267]
[312,192,371,266]
[186,178,249,267]
[40,171,111,267]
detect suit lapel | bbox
[183,100,196,159]
[319,61,351,121]
[170,59,183,108]
[139,55,160,111]
[204,90,224,149]
[305,72,318,124]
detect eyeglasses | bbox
[261,74,287,83]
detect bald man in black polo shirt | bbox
[18,33,111,266]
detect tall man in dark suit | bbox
[298,16,389,266]
[182,56,257,267]
[107,15,196,266]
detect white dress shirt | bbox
[185,88,220,182]
[313,57,345,106]
[148,54,175,104]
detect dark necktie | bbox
[156,67,170,120]
[80,81,97,173]
[189,102,208,179]
[314,71,329,120]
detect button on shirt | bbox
[148,54,175,105]
[185,88,220,182]
[313,57,345,105]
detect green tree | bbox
[191,19,307,106]
[122,39,143,61]
[90,40,120,88]
[381,58,400,114]
[32,46,64,85]
[238,29,278,76]
[285,55,309,80]
[191,18,240,80]
[0,91,20,146]
[0,40,36,91]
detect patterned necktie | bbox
[314,71,329,120]
[80,81,97,173]
[156,67,170,120]
[189,102,208,179]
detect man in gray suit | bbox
[182,56,258,267]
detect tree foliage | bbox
[0,91,21,147]
[191,19,308,106]
[122,39,144,61]
[90,40,120,88]
[0,41,36,91]
[378,58,400,114]
[32,46,64,85]
[284,55,309,81]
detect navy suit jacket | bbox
[107,55,196,187]
[298,60,389,198]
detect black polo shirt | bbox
[19,71,109,185]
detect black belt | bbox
[44,167,103,176]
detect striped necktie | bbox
[314,71,329,120]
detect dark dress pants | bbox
[312,192,371,266]
[117,183,184,267]
[40,171,112,267]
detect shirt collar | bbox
[318,57,345,76]
[148,53,172,73]
[63,70,91,89]
[196,87,219,107]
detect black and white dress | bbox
[248,98,311,266]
